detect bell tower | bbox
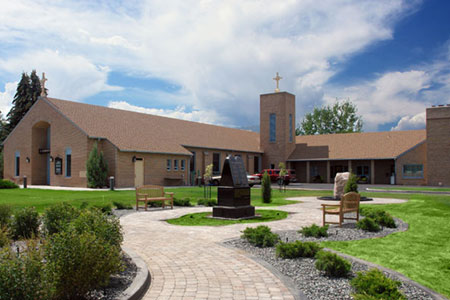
[260,78,296,170]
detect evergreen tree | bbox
[261,171,272,203]
[29,70,43,104]
[0,111,7,142]
[344,173,359,194]
[6,72,31,132]
[86,142,108,188]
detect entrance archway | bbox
[31,121,51,185]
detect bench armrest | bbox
[321,204,341,207]
[165,192,174,196]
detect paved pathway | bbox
[121,197,406,300]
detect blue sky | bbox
[0,0,449,132]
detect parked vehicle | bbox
[255,169,297,185]
[211,174,261,187]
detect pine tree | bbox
[344,173,359,194]
[86,142,108,188]
[261,171,272,203]
[29,70,42,104]
[6,72,31,132]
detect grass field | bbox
[0,186,332,213]
[368,186,450,192]
[166,209,288,226]
[323,191,450,298]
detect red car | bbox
[255,169,297,185]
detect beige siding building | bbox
[2,91,449,187]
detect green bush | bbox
[299,224,329,238]
[0,242,52,300]
[315,250,351,277]
[80,201,89,209]
[356,217,381,232]
[11,207,40,240]
[0,179,19,189]
[86,142,108,188]
[113,201,133,210]
[92,203,112,215]
[276,241,322,258]
[42,203,80,235]
[0,227,10,248]
[261,171,272,203]
[45,227,123,300]
[361,209,396,228]
[197,198,217,206]
[351,268,406,300]
[241,225,279,248]
[174,198,192,207]
[70,209,123,248]
[0,204,12,228]
[352,294,380,300]
[344,173,359,194]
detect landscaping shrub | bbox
[0,241,52,300]
[0,228,10,248]
[315,250,351,277]
[261,171,272,203]
[360,208,396,228]
[92,203,112,215]
[86,142,108,188]
[70,209,123,248]
[351,268,406,300]
[45,227,123,300]
[299,224,329,238]
[0,204,12,228]
[241,225,279,247]
[344,173,359,193]
[80,201,89,209]
[0,179,19,189]
[113,201,133,210]
[174,198,192,207]
[356,217,381,232]
[42,203,80,235]
[11,207,40,240]
[276,241,322,258]
[197,198,217,206]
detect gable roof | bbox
[288,130,426,161]
[45,97,261,155]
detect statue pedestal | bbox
[212,186,255,219]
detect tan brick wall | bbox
[395,142,427,185]
[426,106,450,186]
[3,99,89,187]
[260,92,296,170]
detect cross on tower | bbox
[273,72,282,92]
[40,72,48,97]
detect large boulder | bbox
[334,172,350,199]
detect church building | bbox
[2,77,450,187]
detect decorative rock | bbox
[333,172,350,199]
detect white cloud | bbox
[0,82,17,117]
[391,112,426,131]
[0,0,419,127]
[108,100,228,125]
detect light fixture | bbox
[132,156,136,162]
[26,157,30,163]
[49,156,54,162]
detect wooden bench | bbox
[322,192,360,227]
[135,185,174,211]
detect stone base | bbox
[212,205,255,219]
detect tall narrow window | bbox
[65,148,72,177]
[289,114,293,143]
[213,153,221,175]
[15,151,20,177]
[190,152,196,173]
[181,159,185,171]
[269,113,276,142]
[167,159,171,171]
[174,159,178,171]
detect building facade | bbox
[2,91,449,187]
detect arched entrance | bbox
[31,121,51,185]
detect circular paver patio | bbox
[121,197,406,300]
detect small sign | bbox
[55,157,62,175]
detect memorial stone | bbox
[334,172,350,199]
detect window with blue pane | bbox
[269,113,276,142]
[65,148,72,177]
[289,114,293,143]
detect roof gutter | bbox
[181,144,263,154]
[120,149,193,156]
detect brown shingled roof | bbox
[45,98,261,155]
[289,130,426,160]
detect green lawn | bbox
[323,192,450,298]
[0,187,331,213]
[368,186,450,192]
[166,209,288,226]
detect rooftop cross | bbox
[40,72,48,97]
[273,72,282,92]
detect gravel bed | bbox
[87,252,138,300]
[225,219,433,300]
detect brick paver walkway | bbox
[121,197,405,300]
